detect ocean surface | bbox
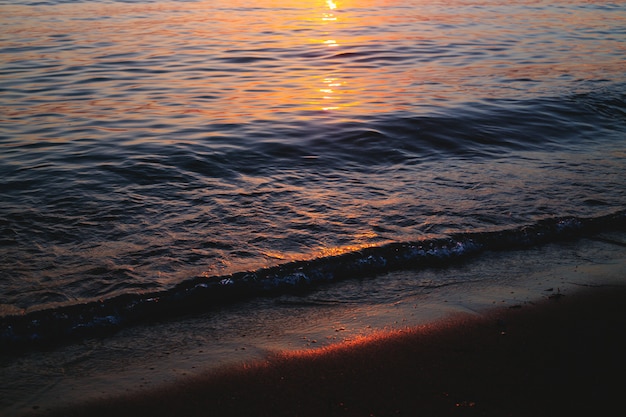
[1,0,626,348]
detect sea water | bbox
[2,0,625,339]
[1,0,626,408]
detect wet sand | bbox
[32,284,626,417]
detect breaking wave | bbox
[2,210,625,350]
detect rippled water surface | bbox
[1,0,626,318]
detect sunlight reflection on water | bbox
[1,0,625,310]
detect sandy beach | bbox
[28,283,626,417]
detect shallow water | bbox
[1,0,626,341]
[2,232,626,416]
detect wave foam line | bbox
[2,210,625,350]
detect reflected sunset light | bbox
[4,0,623,126]
[2,0,626,369]
[3,1,622,139]
[323,0,338,20]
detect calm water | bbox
[1,0,626,345]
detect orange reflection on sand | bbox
[279,327,415,361]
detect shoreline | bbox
[5,233,626,417]
[32,284,626,417]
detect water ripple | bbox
[1,0,625,316]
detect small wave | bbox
[294,91,626,167]
[2,210,625,350]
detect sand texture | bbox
[31,285,626,417]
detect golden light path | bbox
[320,0,341,110]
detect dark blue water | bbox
[1,0,626,347]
